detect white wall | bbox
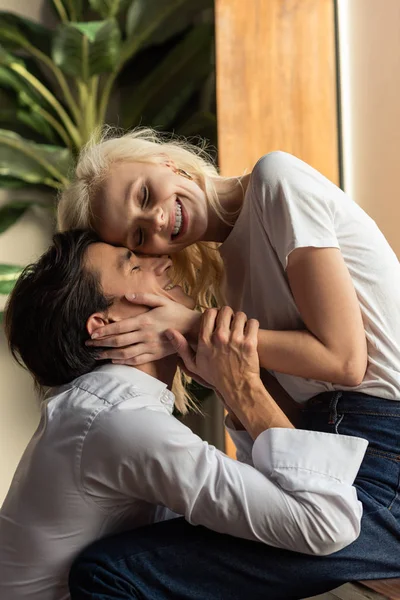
[0,0,53,503]
[337,0,400,258]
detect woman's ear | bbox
[86,313,109,337]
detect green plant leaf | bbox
[0,64,47,111]
[0,49,51,109]
[0,87,58,142]
[135,0,213,49]
[0,12,52,56]
[52,20,121,80]
[126,0,182,39]
[176,110,216,140]
[0,263,24,294]
[89,0,131,19]
[0,129,72,188]
[52,0,83,22]
[0,85,13,111]
[122,0,187,64]
[0,49,80,148]
[122,24,213,129]
[0,200,35,234]
[15,110,58,142]
[0,177,30,188]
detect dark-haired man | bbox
[0,230,373,600]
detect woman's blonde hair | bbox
[57,126,235,414]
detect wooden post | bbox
[215,0,339,456]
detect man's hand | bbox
[166,306,260,397]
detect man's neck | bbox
[133,354,178,390]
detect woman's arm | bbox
[257,247,368,386]
[87,247,368,387]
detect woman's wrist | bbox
[184,310,202,344]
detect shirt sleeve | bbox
[80,402,368,556]
[251,152,341,269]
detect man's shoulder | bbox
[50,364,173,413]
[69,368,140,405]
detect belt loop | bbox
[328,391,342,425]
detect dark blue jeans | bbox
[69,392,400,599]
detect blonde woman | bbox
[59,129,400,597]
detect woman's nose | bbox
[145,208,165,233]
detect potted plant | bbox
[0,0,216,321]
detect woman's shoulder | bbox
[250,151,306,189]
[253,150,299,172]
[250,152,339,200]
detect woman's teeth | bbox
[164,283,175,291]
[172,201,182,237]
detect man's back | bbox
[0,365,176,600]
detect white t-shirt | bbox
[219,152,400,403]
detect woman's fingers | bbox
[86,331,142,348]
[96,340,171,362]
[89,318,140,340]
[111,353,156,366]
[124,292,167,308]
[96,343,147,361]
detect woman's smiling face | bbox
[92,161,209,255]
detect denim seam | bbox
[388,467,400,511]
[365,448,400,462]
[307,409,400,417]
[334,413,344,434]
[339,411,400,417]
[91,568,143,599]
[328,391,342,425]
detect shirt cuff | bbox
[225,414,254,465]
[252,428,369,485]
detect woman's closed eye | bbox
[136,228,144,247]
[141,185,149,208]
[135,185,149,248]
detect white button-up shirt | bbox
[0,364,368,600]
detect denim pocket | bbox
[304,391,400,513]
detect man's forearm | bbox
[219,376,294,440]
[258,328,365,386]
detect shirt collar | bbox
[74,364,176,411]
[96,363,167,392]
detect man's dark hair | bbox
[4,229,113,387]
